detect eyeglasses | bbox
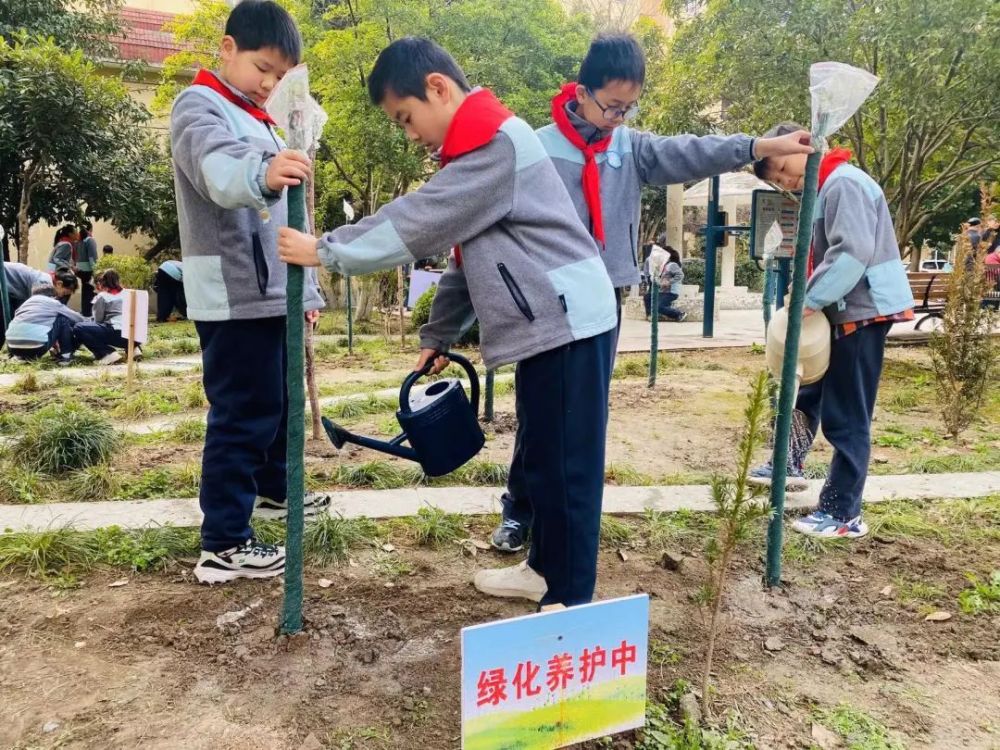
[586,87,640,122]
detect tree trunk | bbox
[354,276,377,321]
[17,178,32,265]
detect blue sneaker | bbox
[748,462,809,492]
[792,511,869,539]
[491,518,526,553]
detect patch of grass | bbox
[67,463,122,502]
[128,464,202,499]
[865,501,943,541]
[0,412,26,435]
[374,414,399,437]
[15,404,121,474]
[958,571,1000,615]
[613,356,648,379]
[783,532,846,567]
[10,371,40,394]
[659,471,714,486]
[600,515,635,547]
[442,460,508,486]
[334,461,421,490]
[648,639,683,668]
[373,551,414,579]
[113,390,181,421]
[640,508,697,549]
[0,527,100,576]
[170,418,206,443]
[881,385,921,412]
[749,342,765,355]
[407,505,465,547]
[0,463,43,504]
[605,463,655,486]
[181,381,207,409]
[904,446,1000,475]
[814,704,906,750]
[802,459,829,480]
[892,574,946,604]
[93,525,199,572]
[636,688,752,749]
[305,514,379,564]
[327,394,397,420]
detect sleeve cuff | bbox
[418,333,451,353]
[256,160,281,204]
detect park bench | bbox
[907,267,1000,330]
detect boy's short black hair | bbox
[53,268,78,290]
[577,33,645,90]
[367,37,470,105]
[752,121,805,179]
[225,0,302,64]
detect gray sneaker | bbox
[490,518,527,553]
[253,492,332,520]
[748,462,809,493]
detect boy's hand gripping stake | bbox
[266,65,328,634]
[765,62,879,588]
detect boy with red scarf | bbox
[170,0,329,585]
[748,122,914,539]
[279,37,618,608]
[491,33,814,554]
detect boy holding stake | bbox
[170,0,328,584]
[491,33,815,553]
[749,122,914,538]
[279,37,618,608]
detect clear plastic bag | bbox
[809,62,879,138]
[265,64,328,153]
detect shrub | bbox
[409,283,479,344]
[95,255,155,291]
[15,404,121,474]
[67,463,121,501]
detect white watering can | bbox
[766,306,831,386]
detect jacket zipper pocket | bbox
[629,223,637,267]
[252,231,269,296]
[497,263,535,322]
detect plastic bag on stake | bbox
[809,62,879,139]
[265,64,327,153]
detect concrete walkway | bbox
[1,471,996,533]
[0,355,202,389]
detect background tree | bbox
[0,37,163,262]
[0,0,124,56]
[655,0,1000,262]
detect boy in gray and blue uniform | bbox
[749,122,914,539]
[4,285,82,363]
[493,33,815,552]
[280,37,618,608]
[170,0,329,585]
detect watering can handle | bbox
[398,351,481,416]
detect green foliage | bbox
[636,687,752,749]
[958,571,1000,615]
[0,526,99,576]
[656,0,1000,251]
[128,464,202,500]
[94,255,155,291]
[930,236,998,438]
[15,404,121,473]
[181,381,207,409]
[304,514,379,565]
[169,418,206,444]
[67,463,121,501]
[0,37,163,263]
[605,463,655,486]
[814,704,906,750]
[10,371,39,394]
[613,356,649,379]
[411,285,436,328]
[0,0,124,56]
[408,505,465,548]
[334,460,422,490]
[328,394,397,420]
[92,525,199,572]
[0,463,42,503]
[599,515,635,547]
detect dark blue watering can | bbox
[321,352,485,477]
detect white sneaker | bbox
[253,492,332,520]
[194,540,285,584]
[474,560,547,603]
[96,351,123,366]
[132,346,143,362]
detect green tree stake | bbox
[765,150,821,588]
[281,179,307,635]
[648,281,659,388]
[484,369,495,422]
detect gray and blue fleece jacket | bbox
[5,294,83,348]
[315,112,617,370]
[170,76,323,321]
[536,102,755,288]
[805,164,913,324]
[4,262,51,301]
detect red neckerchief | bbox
[808,148,854,277]
[192,69,276,125]
[438,88,513,267]
[551,82,612,248]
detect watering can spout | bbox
[321,417,419,462]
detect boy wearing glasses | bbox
[491,33,814,553]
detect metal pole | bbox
[775,258,791,310]
[346,274,353,354]
[648,281,659,387]
[484,369,495,422]
[765,150,821,588]
[702,175,720,338]
[0,243,10,333]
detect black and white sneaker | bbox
[491,518,527,553]
[194,540,285,584]
[253,492,332,521]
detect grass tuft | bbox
[15,404,121,474]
